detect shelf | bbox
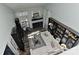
[32,17,43,21]
[32,19,43,23]
[48,17,79,49]
[56,28,64,34]
[55,32,62,39]
[57,24,65,31]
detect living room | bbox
[0,3,79,55]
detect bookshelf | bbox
[48,17,79,49]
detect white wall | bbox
[45,3,79,55]
[15,7,45,28]
[0,4,16,54]
[45,3,79,33]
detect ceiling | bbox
[4,3,47,12]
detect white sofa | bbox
[28,31,62,55]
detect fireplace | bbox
[32,21,43,29]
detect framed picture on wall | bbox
[32,12,39,18]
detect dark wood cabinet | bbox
[48,17,79,49]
